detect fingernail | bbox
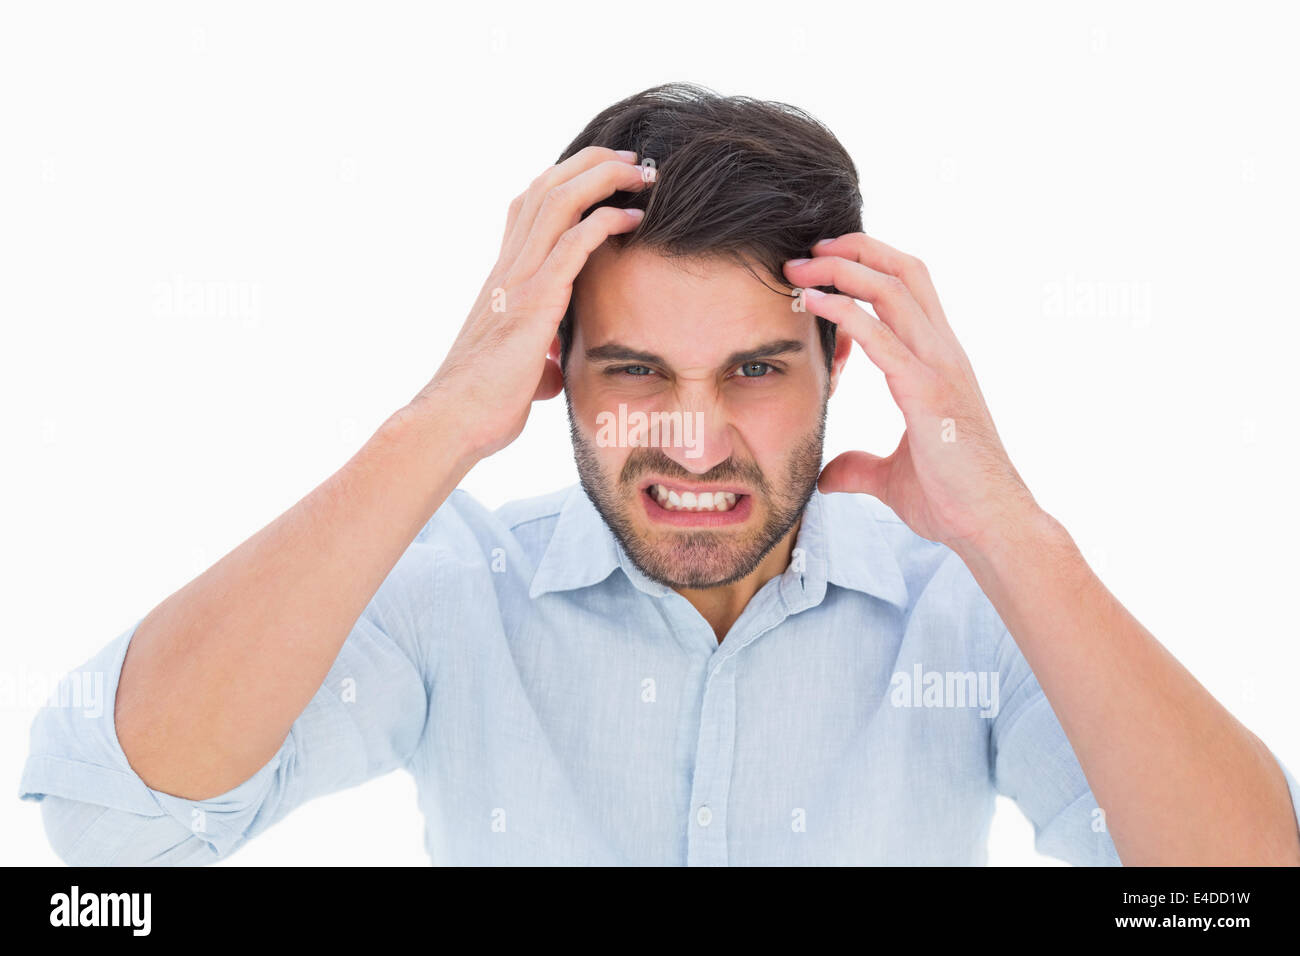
[616,150,638,162]
[803,287,826,297]
[787,258,810,266]
[814,237,836,246]
[624,207,644,219]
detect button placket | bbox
[683,579,803,865]
[686,658,736,866]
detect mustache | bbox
[617,446,771,496]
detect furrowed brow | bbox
[719,339,805,369]
[584,338,807,370]
[584,343,667,365]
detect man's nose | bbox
[655,393,732,475]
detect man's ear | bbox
[827,327,853,397]
[535,335,565,401]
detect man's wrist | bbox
[952,501,1077,586]
[376,392,482,490]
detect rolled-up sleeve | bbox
[990,624,1300,865]
[989,625,1122,865]
[18,540,434,866]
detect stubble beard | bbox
[567,392,827,590]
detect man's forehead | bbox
[573,244,810,362]
[577,244,773,304]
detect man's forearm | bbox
[113,148,649,806]
[954,506,1300,865]
[115,398,476,801]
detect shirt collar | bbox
[528,484,909,610]
[808,489,910,608]
[526,484,624,599]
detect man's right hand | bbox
[409,146,654,462]
[111,147,653,804]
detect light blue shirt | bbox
[19,484,1300,864]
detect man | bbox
[19,82,1300,865]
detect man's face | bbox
[564,244,842,590]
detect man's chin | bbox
[628,551,758,590]
[619,515,776,590]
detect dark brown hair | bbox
[555,82,863,371]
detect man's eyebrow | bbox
[584,343,667,365]
[720,338,805,369]
[584,339,806,369]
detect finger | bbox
[804,236,978,381]
[796,287,938,403]
[528,205,645,318]
[499,190,527,260]
[507,158,653,283]
[783,255,936,362]
[500,146,642,271]
[813,233,953,336]
[818,449,891,498]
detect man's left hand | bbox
[783,233,1038,556]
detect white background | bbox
[2,1,1297,866]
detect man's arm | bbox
[785,231,1300,865]
[956,505,1300,865]
[984,602,1123,866]
[113,405,474,800]
[111,146,652,801]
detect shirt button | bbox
[696,805,713,827]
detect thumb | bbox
[818,449,890,498]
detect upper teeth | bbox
[650,484,738,512]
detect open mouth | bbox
[639,480,753,526]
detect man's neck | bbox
[675,518,803,644]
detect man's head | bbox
[556,83,862,590]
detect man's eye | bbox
[737,361,774,378]
[619,365,655,377]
